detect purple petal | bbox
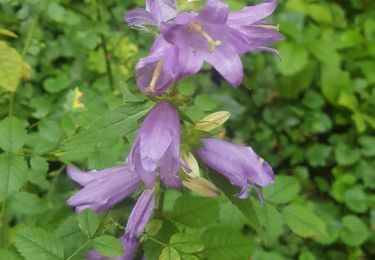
[196,138,275,199]
[159,146,182,188]
[124,8,156,30]
[197,0,229,24]
[254,46,281,60]
[136,37,179,95]
[146,0,178,24]
[126,189,155,239]
[228,0,277,27]
[86,236,139,260]
[67,165,124,186]
[138,102,179,172]
[67,167,140,213]
[203,32,243,86]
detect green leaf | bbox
[172,194,219,228]
[334,143,360,166]
[61,101,152,159]
[208,170,263,236]
[77,208,100,238]
[282,204,326,238]
[159,247,180,260]
[0,117,27,152]
[340,215,369,246]
[14,227,64,260]
[306,144,332,167]
[169,233,204,254]
[359,135,375,157]
[93,235,123,258]
[56,216,86,258]
[257,203,284,245]
[0,250,22,260]
[202,228,254,260]
[344,186,368,213]
[277,43,308,76]
[320,66,351,104]
[0,41,23,92]
[145,219,163,236]
[263,176,301,204]
[0,153,28,202]
[10,191,46,215]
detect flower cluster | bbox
[66,1,282,259]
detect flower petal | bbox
[159,146,182,188]
[66,165,123,186]
[228,0,277,27]
[197,0,229,24]
[67,167,140,213]
[146,0,178,24]
[124,8,156,30]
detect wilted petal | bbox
[228,0,277,27]
[67,166,140,213]
[183,176,220,197]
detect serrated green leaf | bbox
[0,41,23,92]
[10,191,46,215]
[93,235,123,258]
[169,233,204,254]
[0,153,28,202]
[282,204,326,238]
[172,194,218,228]
[14,227,64,260]
[77,208,99,238]
[56,216,86,258]
[202,228,254,260]
[60,101,152,159]
[263,176,301,204]
[208,170,263,236]
[159,247,180,260]
[0,250,22,260]
[0,117,27,152]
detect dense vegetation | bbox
[0,0,374,259]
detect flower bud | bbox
[195,111,230,132]
[183,176,220,198]
[182,152,200,178]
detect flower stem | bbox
[157,188,166,215]
[0,200,8,249]
[66,239,92,260]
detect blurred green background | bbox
[0,0,374,259]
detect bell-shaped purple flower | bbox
[66,166,140,213]
[87,189,155,260]
[136,36,182,95]
[127,101,185,188]
[125,0,178,32]
[160,0,283,88]
[196,138,275,200]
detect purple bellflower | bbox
[127,0,283,95]
[127,101,186,189]
[161,0,283,87]
[87,189,155,260]
[196,137,275,201]
[66,166,140,213]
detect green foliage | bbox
[14,227,64,260]
[0,0,373,259]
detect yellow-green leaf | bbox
[0,41,24,92]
